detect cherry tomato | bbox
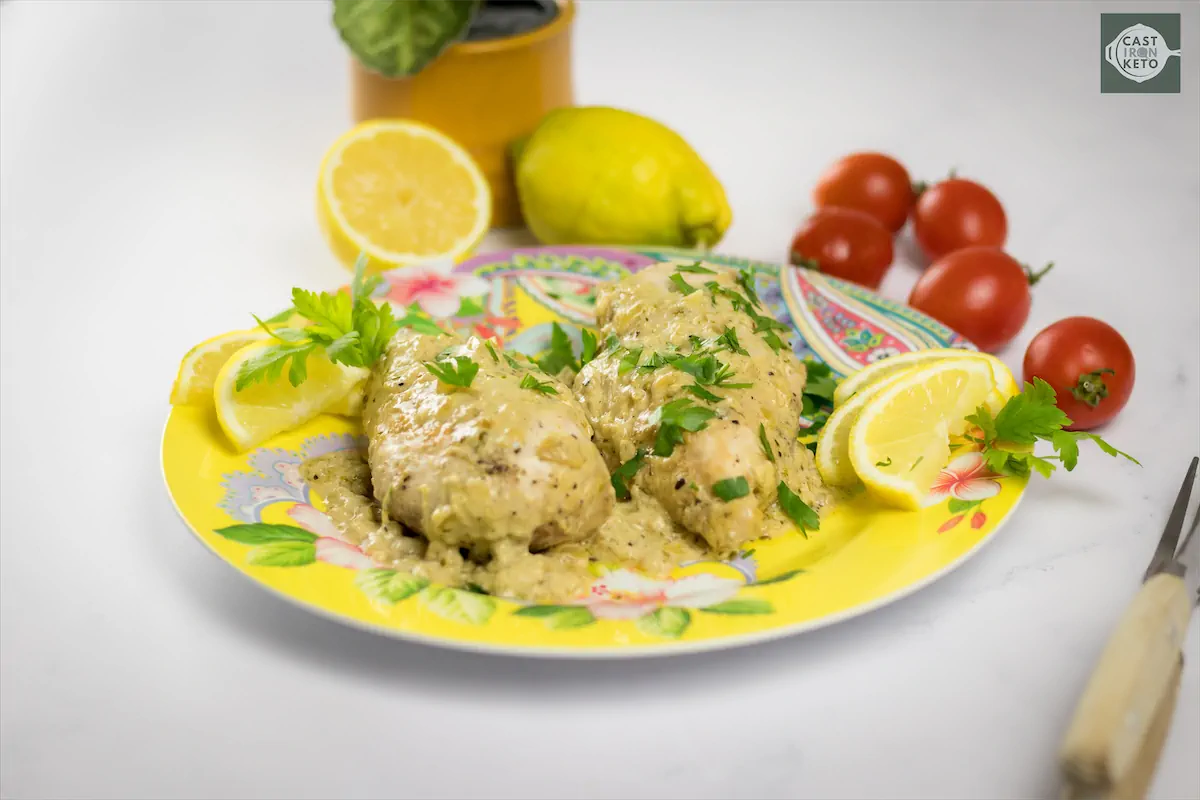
[912,178,1006,260]
[908,246,1050,352]
[1023,317,1134,430]
[789,207,895,289]
[813,153,914,233]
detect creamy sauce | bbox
[304,449,706,603]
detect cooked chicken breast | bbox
[574,261,828,554]
[363,332,614,555]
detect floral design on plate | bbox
[925,452,1004,531]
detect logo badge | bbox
[1101,14,1181,93]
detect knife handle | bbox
[1060,572,1193,788]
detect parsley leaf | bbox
[712,476,750,502]
[675,261,716,274]
[537,322,580,375]
[611,450,646,501]
[802,359,837,403]
[618,347,644,375]
[652,398,718,457]
[236,255,424,389]
[685,384,724,403]
[777,482,819,537]
[519,373,559,395]
[580,329,599,366]
[503,353,524,371]
[758,423,776,463]
[716,327,748,355]
[484,341,499,362]
[669,273,697,296]
[969,378,1139,477]
[424,355,479,388]
[736,267,762,308]
[640,352,671,371]
[761,330,788,353]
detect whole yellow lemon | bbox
[514,107,731,248]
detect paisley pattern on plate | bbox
[162,246,1025,657]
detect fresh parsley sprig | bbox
[519,373,559,395]
[611,450,647,501]
[964,378,1139,477]
[533,322,607,376]
[777,482,820,538]
[651,398,718,457]
[236,255,440,391]
[424,355,479,388]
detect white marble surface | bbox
[2,1,1198,798]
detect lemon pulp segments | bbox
[833,348,1017,412]
[317,120,490,270]
[170,330,270,406]
[848,359,997,510]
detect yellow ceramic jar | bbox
[349,0,575,229]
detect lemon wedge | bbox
[815,370,910,487]
[325,379,368,417]
[316,120,491,271]
[214,342,369,451]
[848,359,997,510]
[833,348,1017,411]
[170,330,271,406]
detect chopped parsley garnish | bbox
[537,322,580,375]
[669,272,698,296]
[799,358,837,437]
[424,355,479,388]
[760,331,787,353]
[777,482,820,537]
[640,352,671,371]
[618,347,644,375]
[604,333,620,353]
[519,373,558,395]
[652,398,718,457]
[802,359,837,404]
[675,261,716,274]
[579,329,599,366]
[685,384,724,403]
[716,327,748,355]
[484,341,499,362]
[503,353,524,371]
[736,267,762,308]
[712,476,750,502]
[611,450,646,501]
[758,423,776,463]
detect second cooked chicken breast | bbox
[574,261,828,554]
[363,331,614,556]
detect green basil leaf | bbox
[333,0,481,78]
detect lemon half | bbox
[317,120,490,271]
